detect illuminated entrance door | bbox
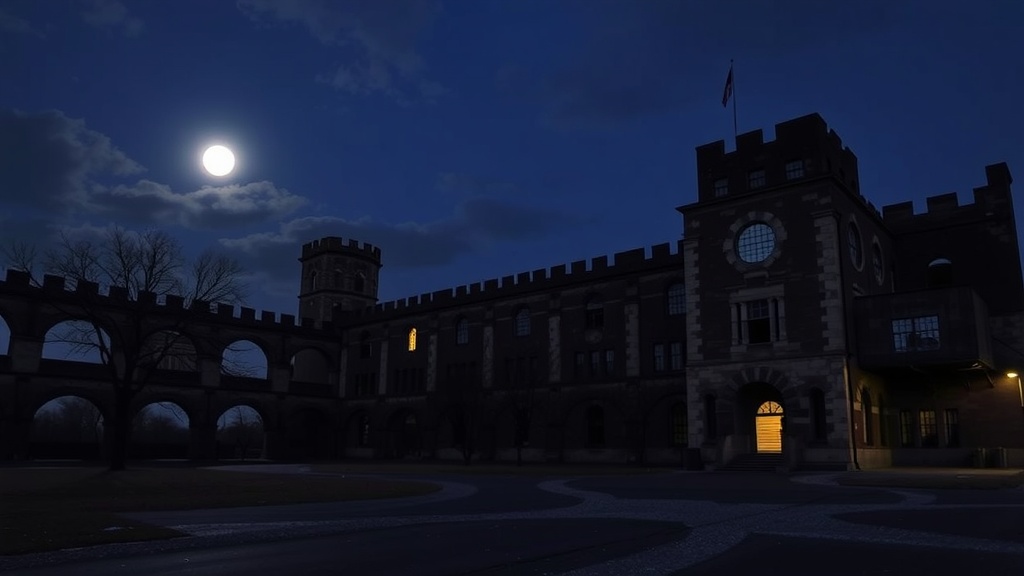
[755,401,783,453]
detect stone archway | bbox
[735,381,785,455]
[387,409,420,459]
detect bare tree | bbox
[217,406,263,460]
[4,227,247,471]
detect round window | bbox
[736,222,776,263]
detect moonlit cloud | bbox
[0,108,307,231]
[88,180,308,229]
[238,0,444,104]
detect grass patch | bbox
[311,461,671,476]
[0,466,438,556]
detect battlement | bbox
[694,112,860,203]
[300,236,382,262]
[881,163,1014,229]
[0,268,335,334]
[338,240,685,323]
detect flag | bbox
[721,65,733,107]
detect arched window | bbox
[670,403,688,446]
[407,328,417,352]
[309,270,318,291]
[927,258,953,287]
[455,318,469,345]
[515,308,531,336]
[358,414,371,446]
[353,274,365,293]
[861,388,873,446]
[587,405,605,447]
[667,283,685,316]
[848,221,863,269]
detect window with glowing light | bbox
[408,328,417,352]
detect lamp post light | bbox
[1009,372,1022,409]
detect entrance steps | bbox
[718,453,785,472]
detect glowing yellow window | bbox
[408,328,417,351]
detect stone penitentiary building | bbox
[309,113,1024,470]
[1,113,1022,469]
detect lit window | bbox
[455,318,469,345]
[891,316,939,352]
[713,178,728,197]
[848,221,862,268]
[736,222,775,263]
[748,169,766,189]
[515,308,531,336]
[785,160,804,179]
[408,327,417,352]
[653,344,665,371]
[667,283,685,315]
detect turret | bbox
[298,236,383,323]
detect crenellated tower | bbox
[298,236,382,323]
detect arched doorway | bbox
[755,401,783,453]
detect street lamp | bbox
[1008,372,1022,409]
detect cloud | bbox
[80,0,144,37]
[0,109,144,212]
[88,180,308,229]
[219,194,574,291]
[238,0,444,104]
[0,108,306,230]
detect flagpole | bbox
[731,59,738,138]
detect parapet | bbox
[0,270,336,336]
[299,236,382,263]
[693,113,860,203]
[881,163,1015,229]
[337,240,685,323]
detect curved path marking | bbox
[133,466,1024,575]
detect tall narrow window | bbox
[670,403,688,446]
[353,273,365,293]
[515,307,531,336]
[407,327,417,352]
[919,410,938,447]
[358,414,370,446]
[574,352,585,379]
[590,351,600,376]
[455,318,469,345]
[746,299,771,344]
[653,343,665,372]
[667,283,686,315]
[669,342,683,370]
[604,349,614,375]
[587,405,605,447]
[899,410,914,446]
[848,221,863,268]
[944,409,960,447]
[309,270,318,290]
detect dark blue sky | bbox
[2,0,1022,316]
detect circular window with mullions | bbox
[736,222,776,263]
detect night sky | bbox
[2,0,1022,318]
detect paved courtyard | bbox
[3,465,1023,575]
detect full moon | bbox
[202,145,235,176]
